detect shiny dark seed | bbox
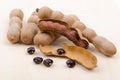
[57,48,65,55]
[66,59,76,68]
[27,47,35,54]
[43,59,53,67]
[33,57,43,64]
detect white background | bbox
[0,0,120,80]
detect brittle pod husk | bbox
[39,43,97,69]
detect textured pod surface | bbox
[82,28,97,42]
[67,14,80,21]
[62,15,76,26]
[27,15,40,24]
[92,36,116,56]
[38,6,53,19]
[9,9,24,20]
[21,23,39,44]
[50,11,64,20]
[71,21,86,32]
[9,16,22,28]
[34,31,54,45]
[7,23,21,43]
[39,43,97,69]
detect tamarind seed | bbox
[57,48,65,55]
[33,57,43,64]
[27,47,35,54]
[66,59,76,68]
[43,59,53,67]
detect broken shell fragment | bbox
[39,43,97,69]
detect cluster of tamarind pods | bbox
[7,6,117,69]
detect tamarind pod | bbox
[28,11,60,45]
[92,36,116,56]
[27,11,60,45]
[72,21,116,56]
[7,9,23,43]
[9,9,24,20]
[7,23,21,43]
[37,6,53,19]
[21,23,39,44]
[38,20,89,49]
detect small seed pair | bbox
[33,57,53,67]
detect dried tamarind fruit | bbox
[21,23,39,44]
[71,21,116,56]
[7,9,24,43]
[38,19,89,49]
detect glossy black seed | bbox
[27,47,35,54]
[43,59,53,67]
[57,48,65,55]
[33,57,43,64]
[66,59,76,68]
